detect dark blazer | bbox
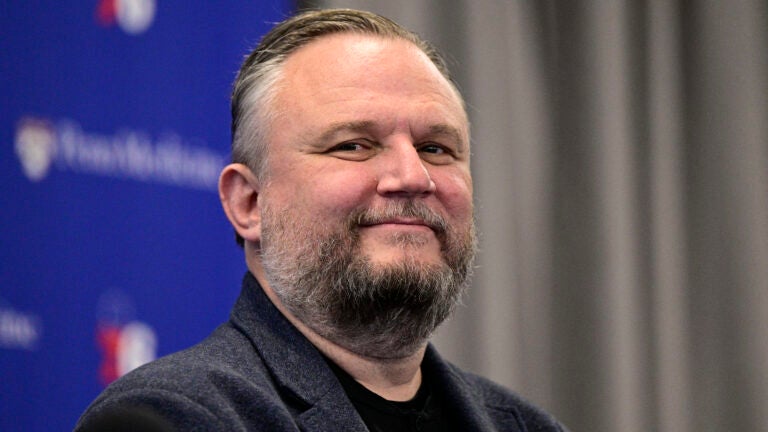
[75,273,566,431]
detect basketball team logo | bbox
[96,0,157,35]
[96,289,158,385]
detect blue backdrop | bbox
[1,1,294,430]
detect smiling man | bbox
[76,9,566,432]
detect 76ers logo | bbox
[97,321,157,384]
[96,0,156,35]
[96,289,157,385]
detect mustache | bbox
[349,201,448,234]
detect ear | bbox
[219,163,262,244]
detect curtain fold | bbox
[302,1,768,430]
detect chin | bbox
[367,251,444,267]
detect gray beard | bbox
[259,200,476,360]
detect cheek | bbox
[435,171,474,221]
[294,168,378,218]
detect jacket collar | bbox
[229,272,367,431]
[423,347,525,431]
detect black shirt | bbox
[326,359,456,432]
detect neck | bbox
[309,330,425,402]
[250,259,425,401]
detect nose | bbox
[376,141,436,196]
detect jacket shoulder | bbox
[449,365,568,432]
[75,324,298,431]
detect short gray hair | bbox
[230,8,462,246]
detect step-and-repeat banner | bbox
[1,1,293,430]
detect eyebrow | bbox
[312,120,467,152]
[427,124,467,153]
[315,121,377,145]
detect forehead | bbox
[280,32,448,85]
[272,33,468,137]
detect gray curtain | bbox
[300,1,768,431]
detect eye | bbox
[418,143,456,164]
[332,142,366,152]
[326,140,375,161]
[419,144,447,155]
[418,142,457,165]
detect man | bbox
[76,9,567,431]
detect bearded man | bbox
[76,9,567,432]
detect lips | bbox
[359,218,438,232]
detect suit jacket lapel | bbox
[423,345,526,432]
[229,273,368,432]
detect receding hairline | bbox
[271,31,467,109]
[263,33,469,155]
[231,9,465,158]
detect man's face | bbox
[255,33,475,358]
